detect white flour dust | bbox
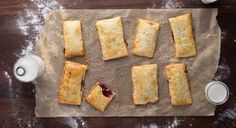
[215,103,236,126]
[16,0,63,57]
[164,117,183,128]
[33,0,63,17]
[135,117,182,128]
[221,31,227,41]
[221,31,236,44]
[213,61,231,81]
[220,109,236,120]
[189,123,192,127]
[135,123,159,128]
[59,118,78,128]
[2,113,42,128]
[20,41,34,56]
[3,71,12,87]
[58,117,88,128]
[161,0,184,8]
[16,16,30,36]
[16,117,42,128]
[76,117,88,128]
[3,71,14,96]
[147,0,184,9]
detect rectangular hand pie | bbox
[96,16,128,60]
[86,82,115,112]
[131,64,158,105]
[132,19,160,58]
[165,63,192,105]
[58,61,88,105]
[168,13,197,58]
[63,20,85,57]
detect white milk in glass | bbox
[205,81,229,105]
[14,55,44,82]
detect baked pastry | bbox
[63,20,85,57]
[86,82,115,112]
[58,61,88,105]
[132,19,160,58]
[168,13,197,58]
[131,64,158,105]
[96,16,128,60]
[164,63,192,105]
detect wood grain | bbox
[0,0,236,127]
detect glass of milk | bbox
[13,55,45,82]
[205,81,229,105]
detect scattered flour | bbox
[164,117,183,128]
[3,71,12,87]
[3,71,14,97]
[221,31,227,41]
[218,104,236,120]
[59,118,78,128]
[16,16,30,36]
[27,0,64,18]
[58,117,88,128]
[161,0,184,8]
[2,113,42,128]
[213,61,231,81]
[16,116,42,128]
[189,123,192,127]
[220,31,236,44]
[215,103,236,126]
[3,111,87,128]
[76,117,88,128]
[15,0,63,57]
[20,41,34,56]
[220,109,236,120]
[135,117,183,128]
[135,123,159,128]
[147,0,184,9]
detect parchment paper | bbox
[35,9,221,117]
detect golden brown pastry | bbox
[58,61,88,105]
[86,82,115,112]
[131,64,158,105]
[96,16,128,60]
[165,63,192,105]
[168,13,197,58]
[132,19,160,58]
[63,20,85,57]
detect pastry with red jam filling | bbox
[85,82,115,112]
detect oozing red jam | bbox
[98,83,113,98]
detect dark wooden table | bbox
[0,0,236,128]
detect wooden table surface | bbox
[0,0,236,128]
